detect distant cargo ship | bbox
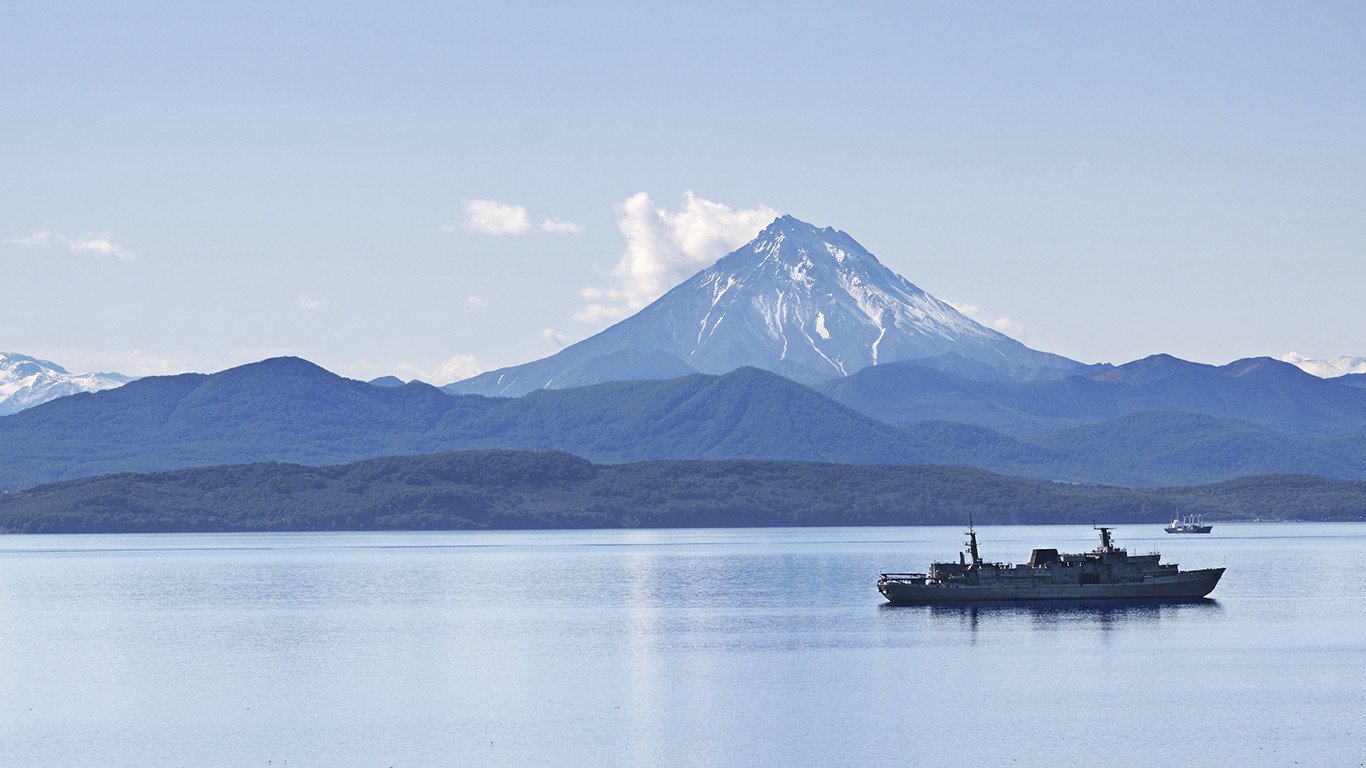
[1165,515,1213,534]
[877,524,1223,604]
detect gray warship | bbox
[878,524,1224,604]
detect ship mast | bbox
[1094,524,1114,553]
[966,515,981,567]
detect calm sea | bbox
[1,523,1363,767]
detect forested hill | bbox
[2,450,1362,534]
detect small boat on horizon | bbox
[1165,515,1213,534]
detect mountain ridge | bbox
[4,354,1366,491]
[0,357,937,490]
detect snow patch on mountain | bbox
[1282,352,1366,378]
[0,353,133,415]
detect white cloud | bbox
[539,218,584,234]
[437,354,482,382]
[5,229,58,247]
[298,295,325,310]
[69,236,135,260]
[947,300,1028,341]
[575,191,778,323]
[5,229,135,259]
[466,295,487,307]
[464,199,533,235]
[542,328,570,348]
[461,200,584,236]
[989,316,1026,338]
[1281,351,1366,378]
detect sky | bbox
[2,1,1363,382]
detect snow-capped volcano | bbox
[451,215,1080,396]
[0,353,132,415]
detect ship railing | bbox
[878,572,928,581]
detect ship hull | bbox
[878,567,1225,605]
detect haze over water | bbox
[2,523,1363,767]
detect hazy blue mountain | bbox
[0,352,132,415]
[893,412,1366,487]
[448,216,1081,396]
[367,375,406,387]
[551,350,697,389]
[897,420,1079,477]
[1333,373,1366,389]
[1028,411,1366,486]
[0,357,938,490]
[817,353,1366,437]
[892,352,1112,382]
[7,354,1366,492]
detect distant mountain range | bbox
[3,355,1366,491]
[3,449,1363,533]
[448,216,1081,396]
[817,352,1366,437]
[4,213,1363,524]
[0,352,131,415]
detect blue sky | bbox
[3,1,1363,381]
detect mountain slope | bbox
[1332,373,1366,390]
[449,215,1079,395]
[0,357,938,490]
[0,352,132,415]
[1028,412,1366,486]
[0,358,463,488]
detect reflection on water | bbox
[923,598,1221,632]
[877,598,1225,645]
[895,597,1222,621]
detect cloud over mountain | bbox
[575,192,778,323]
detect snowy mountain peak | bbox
[733,216,865,270]
[0,352,133,416]
[672,215,1045,377]
[1281,351,1366,379]
[449,215,1080,396]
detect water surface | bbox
[2,524,1363,767]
